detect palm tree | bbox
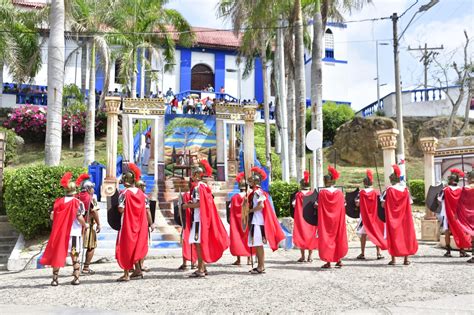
[0,0,43,106]
[45,0,65,166]
[68,0,112,166]
[307,0,371,185]
[109,0,194,99]
[217,0,277,182]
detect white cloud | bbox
[166,0,228,29]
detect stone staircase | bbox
[93,177,236,260]
[0,215,19,270]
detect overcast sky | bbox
[167,0,473,110]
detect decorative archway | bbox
[191,64,214,90]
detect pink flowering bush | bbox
[3,104,106,141]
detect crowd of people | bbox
[39,161,474,285]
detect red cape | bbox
[456,187,474,237]
[248,189,285,251]
[115,189,149,270]
[317,189,348,262]
[444,187,471,248]
[40,197,80,268]
[229,192,251,256]
[77,191,92,213]
[181,192,197,263]
[385,187,418,257]
[359,189,387,250]
[197,182,229,263]
[292,191,318,250]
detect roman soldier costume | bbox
[178,180,197,270]
[40,172,86,286]
[229,172,251,261]
[317,166,348,269]
[186,160,229,277]
[355,169,386,260]
[382,165,418,265]
[437,169,470,258]
[76,173,101,275]
[456,170,474,263]
[116,163,149,281]
[292,171,318,262]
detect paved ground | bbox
[0,242,472,314]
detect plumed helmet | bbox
[60,172,76,195]
[122,162,141,187]
[448,168,464,184]
[235,172,247,190]
[300,170,310,189]
[76,173,94,192]
[467,169,474,182]
[363,169,373,187]
[136,180,146,192]
[249,167,267,186]
[324,166,339,187]
[192,159,213,178]
[389,164,401,184]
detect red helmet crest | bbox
[303,170,310,185]
[76,173,90,187]
[366,169,373,183]
[328,166,340,181]
[392,164,401,178]
[128,163,141,181]
[251,167,267,181]
[450,168,465,178]
[235,172,245,183]
[60,172,73,189]
[199,159,213,177]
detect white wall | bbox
[224,54,255,100]
[191,51,215,73]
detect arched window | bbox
[325,29,334,59]
[191,64,214,91]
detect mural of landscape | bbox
[164,114,217,175]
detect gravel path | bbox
[0,242,472,314]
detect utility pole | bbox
[391,12,406,180]
[408,43,444,100]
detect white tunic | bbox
[189,182,205,244]
[248,187,266,247]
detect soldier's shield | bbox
[226,201,231,225]
[345,188,360,219]
[426,183,444,214]
[377,197,386,223]
[173,201,186,228]
[302,190,318,226]
[289,192,298,218]
[107,189,121,231]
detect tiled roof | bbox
[189,27,241,50]
[12,0,46,9]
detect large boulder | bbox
[332,116,396,166]
[418,117,465,139]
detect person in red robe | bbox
[182,160,229,277]
[381,164,418,266]
[437,168,470,258]
[40,172,87,286]
[247,167,285,274]
[355,169,386,260]
[316,166,348,269]
[116,163,154,282]
[229,172,251,265]
[292,170,318,263]
[456,170,474,263]
[178,180,197,271]
[75,173,101,275]
[135,179,156,273]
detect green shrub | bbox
[255,123,282,180]
[306,102,354,143]
[0,127,19,165]
[270,180,299,218]
[409,179,425,205]
[4,165,85,239]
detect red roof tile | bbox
[12,0,46,9]
[189,27,241,50]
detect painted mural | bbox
[164,114,217,176]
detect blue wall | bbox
[254,57,263,103]
[214,52,225,91]
[180,49,192,92]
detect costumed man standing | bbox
[229,172,251,265]
[247,167,285,274]
[292,171,318,263]
[355,169,386,260]
[178,179,197,271]
[136,180,156,272]
[40,172,87,286]
[76,174,101,275]
[456,170,474,263]
[182,160,229,277]
[437,168,470,258]
[316,166,348,269]
[381,165,418,266]
[116,163,154,281]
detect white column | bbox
[102,97,121,197]
[128,115,134,163]
[376,129,399,187]
[121,114,130,161]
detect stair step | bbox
[0,244,15,252]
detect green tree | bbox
[306,102,354,143]
[109,0,194,98]
[164,118,213,153]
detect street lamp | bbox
[376,41,390,110]
[226,68,242,104]
[391,0,438,180]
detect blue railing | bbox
[174,90,238,102]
